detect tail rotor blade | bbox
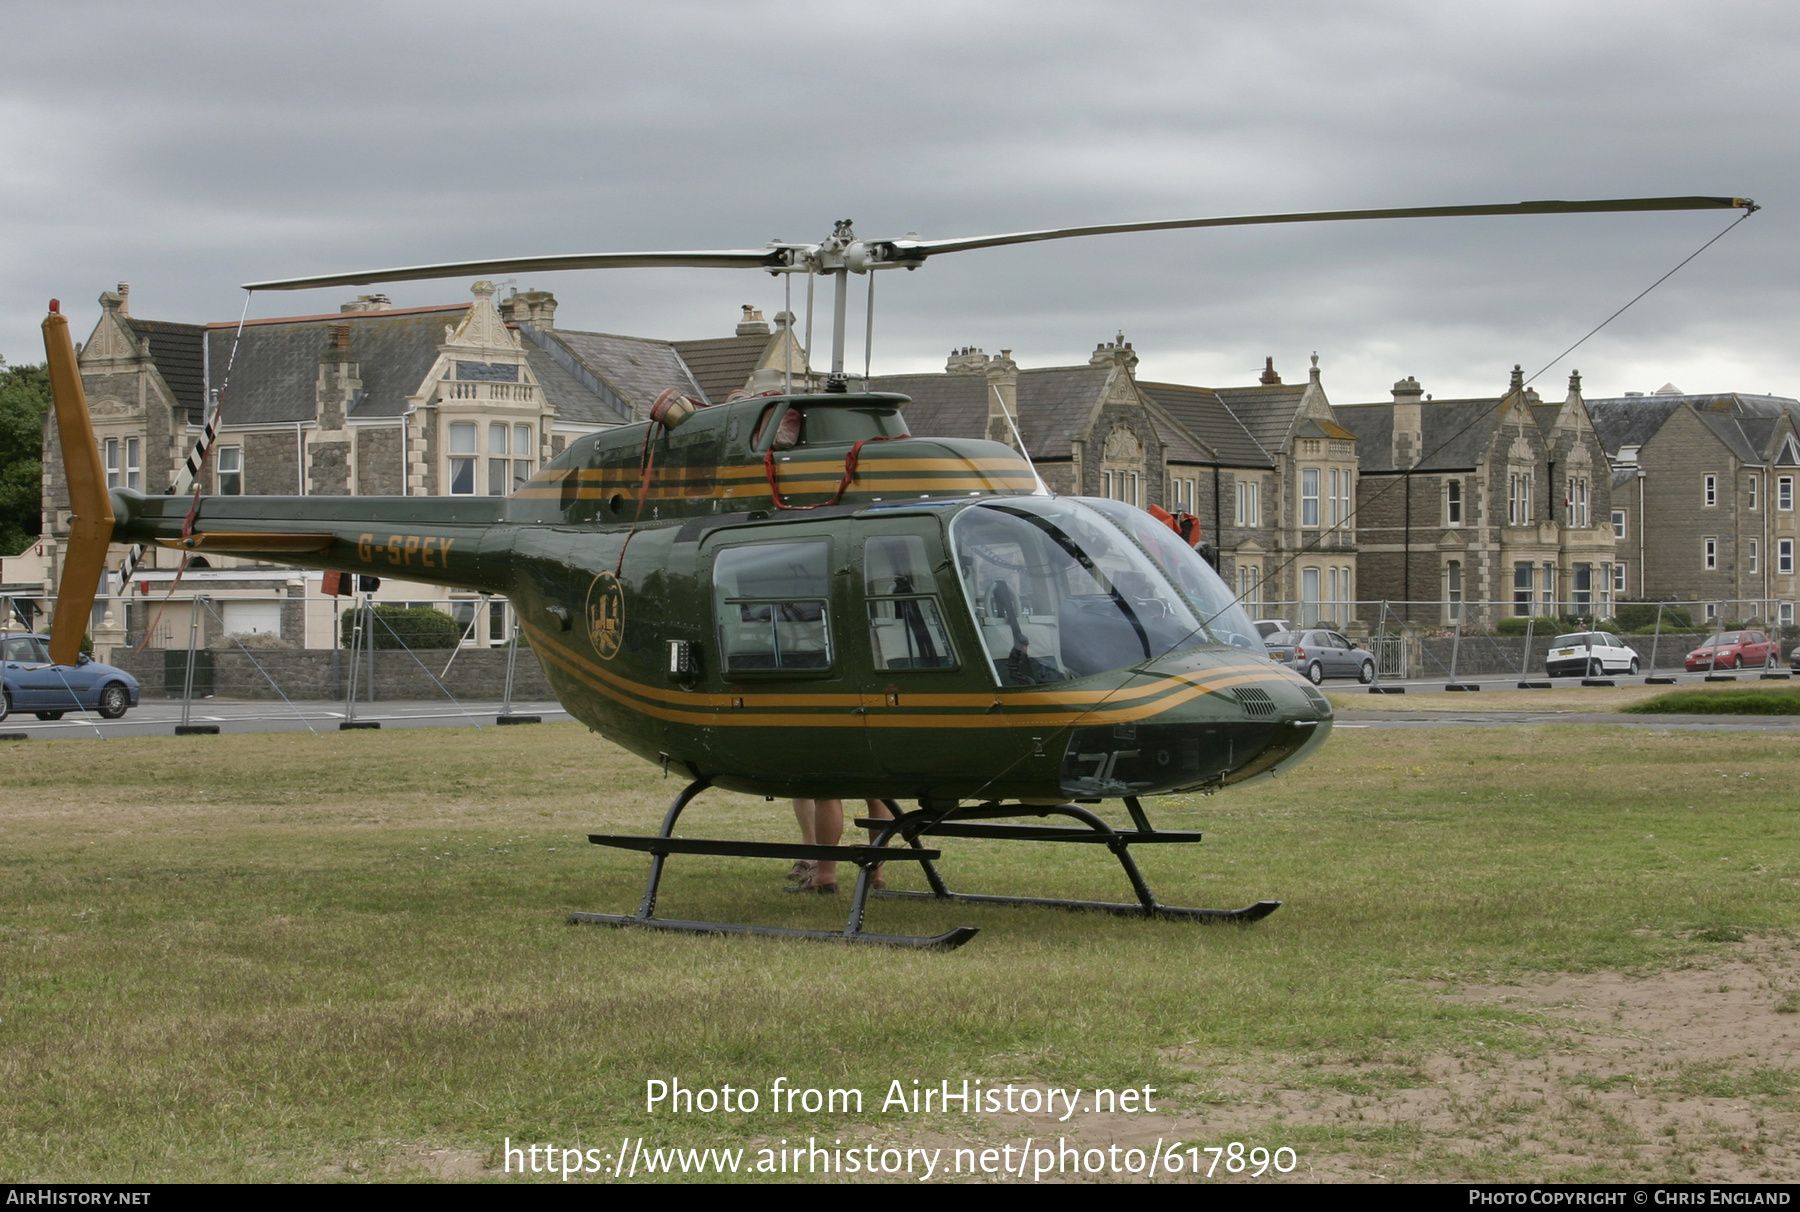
[42,302,115,666]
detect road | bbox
[0,698,571,740]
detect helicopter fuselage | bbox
[108,391,1331,801]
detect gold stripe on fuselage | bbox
[522,621,1303,729]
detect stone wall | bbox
[110,645,554,702]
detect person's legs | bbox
[788,799,816,881]
[810,799,844,886]
[862,798,894,889]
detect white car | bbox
[1545,631,1640,678]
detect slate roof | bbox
[671,334,767,403]
[1586,393,1800,464]
[1137,381,1272,467]
[865,366,1116,461]
[512,324,631,427]
[1337,398,1506,473]
[546,329,708,416]
[207,305,468,426]
[126,319,206,421]
[1214,383,1309,455]
[865,373,987,442]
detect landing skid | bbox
[569,780,1279,949]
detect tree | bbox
[0,358,51,557]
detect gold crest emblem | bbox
[585,570,625,660]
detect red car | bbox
[1684,629,1780,671]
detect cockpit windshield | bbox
[1080,498,1264,653]
[950,498,1209,686]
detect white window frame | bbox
[1301,468,1320,528]
[1446,478,1463,526]
[1612,509,1626,540]
[1781,539,1795,576]
[1780,476,1795,512]
[1446,559,1463,621]
[1237,563,1260,611]
[1235,478,1260,527]
[1704,536,1718,571]
[1612,562,1627,594]
[447,421,478,495]
[1749,474,1759,511]
[216,445,242,496]
[1704,474,1717,507]
[1749,539,1759,575]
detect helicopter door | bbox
[853,526,967,778]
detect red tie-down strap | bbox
[764,435,902,511]
[1148,503,1204,547]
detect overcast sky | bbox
[3,0,1795,405]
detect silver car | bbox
[1263,629,1377,685]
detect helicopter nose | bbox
[1055,650,1331,799]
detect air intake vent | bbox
[1232,686,1277,717]
[1300,684,1333,717]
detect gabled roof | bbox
[1585,396,1683,456]
[544,328,707,416]
[125,319,206,420]
[1214,382,1309,454]
[1137,381,1272,467]
[206,306,469,426]
[671,334,769,403]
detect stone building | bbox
[1587,387,1800,626]
[874,344,1361,627]
[1338,367,1616,624]
[40,283,809,651]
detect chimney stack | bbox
[736,305,770,337]
[116,282,130,317]
[1259,356,1281,385]
[1391,375,1423,469]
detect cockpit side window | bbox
[1080,497,1263,653]
[713,541,832,673]
[864,534,956,671]
[951,499,1206,686]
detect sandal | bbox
[785,859,816,883]
[783,873,838,894]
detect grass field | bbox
[1623,687,1800,715]
[1330,678,1800,714]
[2,722,1797,1183]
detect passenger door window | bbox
[864,535,955,670]
[713,541,833,673]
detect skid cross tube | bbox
[569,779,979,949]
[863,796,1281,924]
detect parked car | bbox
[0,634,140,722]
[1791,643,1800,673]
[1682,630,1779,672]
[1545,632,1640,678]
[1252,618,1294,641]
[1263,629,1377,684]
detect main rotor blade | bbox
[882,196,1756,260]
[244,248,786,292]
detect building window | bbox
[216,446,242,495]
[1446,479,1462,526]
[1237,563,1260,611]
[1612,509,1626,539]
[1749,539,1759,574]
[1338,473,1353,539]
[103,438,141,491]
[1600,563,1614,615]
[514,423,535,491]
[1704,474,1717,507]
[1781,602,1794,626]
[1706,601,1718,623]
[1301,566,1320,626]
[1749,474,1759,511]
[1573,563,1592,613]
[1301,468,1320,528]
[1781,539,1795,576]
[1234,479,1261,527]
[1508,471,1533,525]
[1513,562,1533,616]
[1781,476,1794,511]
[1565,476,1588,527]
[448,422,477,495]
[1542,562,1555,614]
[1446,559,1462,621]
[1704,536,1717,571]
[1613,562,1627,594]
[1168,475,1196,513]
